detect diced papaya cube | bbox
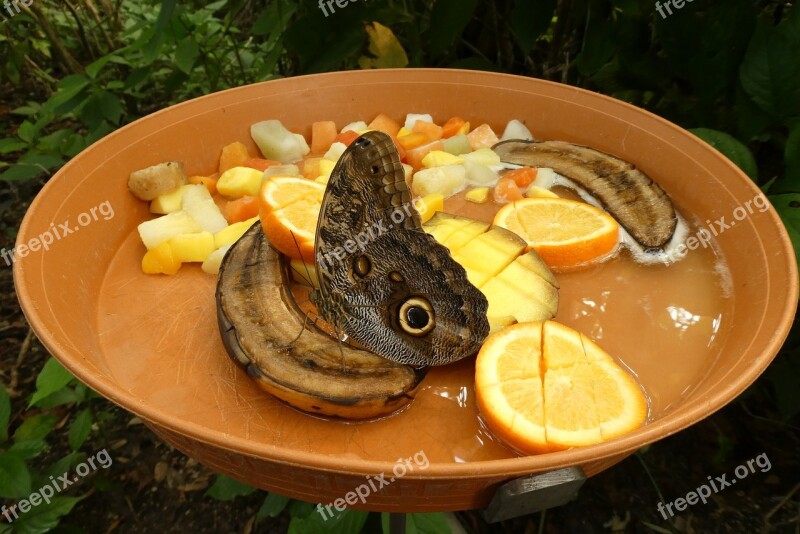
[505,167,539,188]
[493,177,524,203]
[302,157,323,180]
[311,121,338,153]
[219,142,251,173]
[368,113,401,137]
[142,242,181,275]
[412,121,444,141]
[224,195,260,223]
[442,117,468,138]
[334,130,360,146]
[397,132,430,151]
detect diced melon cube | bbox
[214,217,259,249]
[169,231,216,263]
[533,167,558,189]
[421,150,464,168]
[465,187,490,203]
[462,147,501,167]
[182,184,229,233]
[264,164,301,179]
[138,211,202,250]
[217,167,264,198]
[251,120,310,163]
[150,185,192,214]
[323,142,347,162]
[500,119,534,141]
[201,245,232,275]
[411,165,466,198]
[404,113,433,131]
[442,135,472,156]
[141,242,181,275]
[464,160,499,187]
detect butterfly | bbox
[309,131,489,367]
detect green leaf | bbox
[14,414,56,443]
[289,508,368,534]
[740,5,800,123]
[511,0,556,53]
[256,492,290,521]
[204,475,256,501]
[8,439,49,460]
[359,22,409,69]
[427,0,479,57]
[41,75,90,114]
[0,164,44,182]
[8,496,83,534]
[576,13,617,76]
[0,387,10,442]
[769,194,800,276]
[29,358,75,408]
[689,128,758,180]
[18,121,36,143]
[40,452,84,484]
[85,54,124,79]
[98,92,124,124]
[0,452,32,498]
[381,512,451,533]
[175,37,200,74]
[68,409,93,451]
[0,139,27,154]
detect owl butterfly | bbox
[309,131,489,367]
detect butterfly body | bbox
[311,131,489,367]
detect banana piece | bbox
[493,139,677,251]
[216,223,427,420]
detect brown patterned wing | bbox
[311,131,489,366]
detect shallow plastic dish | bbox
[14,69,797,511]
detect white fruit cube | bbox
[138,211,202,250]
[182,184,229,233]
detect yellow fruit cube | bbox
[414,194,444,224]
[318,159,336,177]
[421,150,464,168]
[465,187,489,203]
[526,186,559,199]
[150,185,191,214]
[141,242,181,275]
[454,227,526,287]
[217,167,264,198]
[397,127,412,138]
[315,175,329,184]
[462,147,501,167]
[168,231,216,262]
[214,217,259,249]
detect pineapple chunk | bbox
[441,135,472,156]
[201,245,232,275]
[465,187,490,203]
[141,242,181,275]
[453,227,526,287]
[414,194,444,223]
[290,258,319,287]
[397,127,412,138]
[214,217,259,249]
[341,121,368,133]
[323,142,347,162]
[263,164,301,179]
[250,120,309,163]
[315,175,329,184]
[168,231,216,263]
[462,148,501,167]
[411,165,466,198]
[217,167,264,198]
[464,160,499,186]
[526,185,559,199]
[138,211,203,250]
[150,185,192,214]
[500,119,534,141]
[421,150,464,168]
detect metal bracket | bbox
[482,466,586,523]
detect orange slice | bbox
[493,198,619,271]
[258,176,325,262]
[475,321,648,454]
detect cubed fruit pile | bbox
[128,113,560,276]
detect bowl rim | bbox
[15,68,799,479]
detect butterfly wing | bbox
[312,131,489,366]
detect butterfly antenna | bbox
[288,230,314,287]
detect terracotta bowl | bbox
[14,69,797,512]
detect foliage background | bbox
[1,0,798,532]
